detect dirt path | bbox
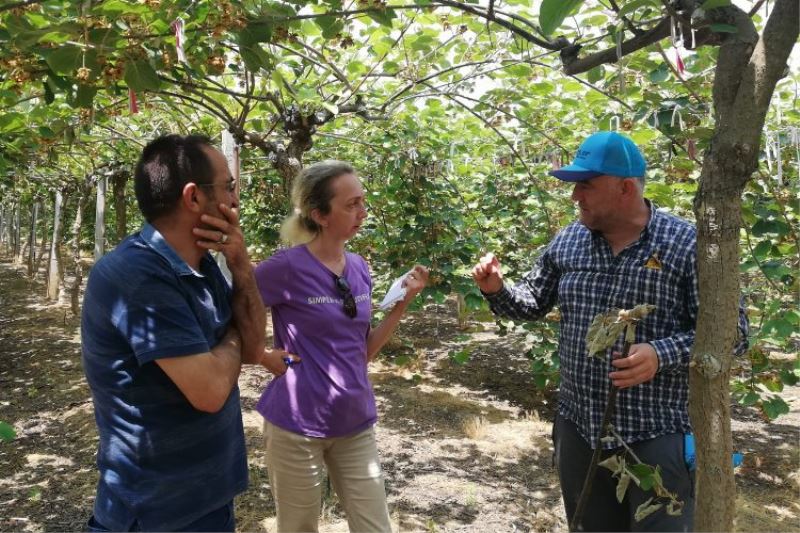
[0,258,797,532]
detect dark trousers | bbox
[553,415,694,532]
[86,500,235,532]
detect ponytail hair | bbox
[280,160,355,245]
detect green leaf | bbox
[43,81,55,104]
[238,22,273,47]
[0,421,15,441]
[533,373,548,389]
[507,64,534,77]
[761,397,790,420]
[449,349,470,365]
[648,63,669,83]
[710,23,738,33]
[316,16,344,39]
[539,0,584,36]
[0,112,26,133]
[44,45,83,74]
[780,370,799,386]
[762,318,794,339]
[38,126,56,138]
[239,44,271,72]
[320,102,339,115]
[465,293,484,311]
[93,0,148,16]
[74,84,97,109]
[740,391,760,406]
[760,375,783,393]
[752,219,789,237]
[701,0,731,10]
[366,8,396,27]
[618,0,659,17]
[752,239,772,259]
[628,463,657,490]
[628,129,658,144]
[124,61,161,92]
[587,65,605,83]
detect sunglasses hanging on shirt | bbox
[334,275,357,318]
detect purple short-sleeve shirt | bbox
[254,245,376,438]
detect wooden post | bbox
[216,129,240,281]
[34,200,48,279]
[0,203,6,252]
[47,190,64,301]
[95,175,106,260]
[27,201,38,277]
[13,202,22,263]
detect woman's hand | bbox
[261,348,301,377]
[401,265,429,303]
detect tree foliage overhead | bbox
[0,4,797,528]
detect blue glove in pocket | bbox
[684,433,744,471]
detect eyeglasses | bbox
[334,275,357,318]
[197,178,237,193]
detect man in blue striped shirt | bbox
[472,131,748,532]
[82,135,266,531]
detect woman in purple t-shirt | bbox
[254,160,428,532]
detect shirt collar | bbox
[641,198,659,240]
[140,223,210,277]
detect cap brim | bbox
[548,165,604,182]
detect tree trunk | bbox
[95,176,106,260]
[47,190,65,301]
[689,1,798,530]
[68,192,90,315]
[27,201,38,277]
[691,170,747,531]
[112,170,128,243]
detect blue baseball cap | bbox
[549,131,646,182]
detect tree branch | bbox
[563,17,672,75]
[731,0,798,137]
[435,0,560,50]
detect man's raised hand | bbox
[193,204,248,270]
[472,252,503,295]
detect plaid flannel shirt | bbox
[485,201,749,448]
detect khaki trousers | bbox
[264,421,391,533]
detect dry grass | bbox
[462,415,489,440]
[2,263,797,533]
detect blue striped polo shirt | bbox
[81,223,247,531]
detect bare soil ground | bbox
[0,258,797,532]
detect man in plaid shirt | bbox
[472,131,748,532]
